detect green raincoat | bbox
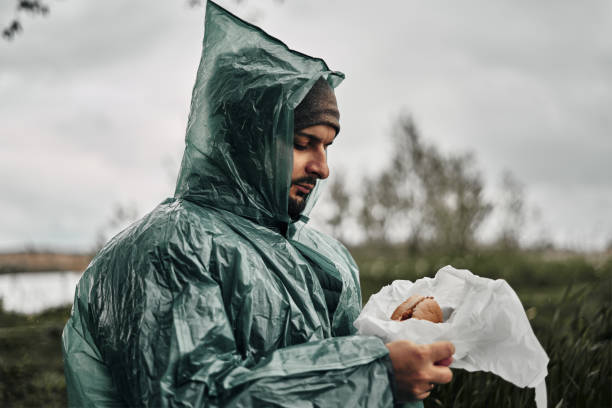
[62,2,422,407]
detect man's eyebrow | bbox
[295,131,334,145]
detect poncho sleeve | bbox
[63,246,401,407]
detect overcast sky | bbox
[1,0,611,252]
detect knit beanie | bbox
[294,77,340,134]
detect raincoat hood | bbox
[175,1,344,229]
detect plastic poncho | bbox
[62,2,416,407]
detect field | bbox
[0,252,92,274]
[1,249,611,407]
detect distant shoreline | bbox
[1,247,610,275]
[0,252,93,274]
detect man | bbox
[62,2,453,407]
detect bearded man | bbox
[62,2,453,407]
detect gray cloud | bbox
[1,0,610,250]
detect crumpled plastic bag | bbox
[354,265,549,408]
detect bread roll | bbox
[390,295,443,323]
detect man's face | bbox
[288,124,336,219]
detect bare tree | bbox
[357,113,492,251]
[3,1,49,40]
[3,0,285,41]
[496,169,526,249]
[357,170,414,244]
[326,169,350,241]
[356,116,417,245]
[423,153,492,251]
[358,176,385,243]
[94,202,139,251]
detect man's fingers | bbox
[434,356,453,367]
[428,341,455,363]
[428,365,454,384]
[415,390,431,400]
[414,383,435,400]
[388,340,455,403]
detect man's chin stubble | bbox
[288,195,308,220]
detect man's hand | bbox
[385,340,455,402]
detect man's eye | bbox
[294,143,307,151]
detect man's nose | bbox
[305,152,329,180]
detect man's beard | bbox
[288,195,308,220]
[288,177,316,220]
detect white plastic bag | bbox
[354,265,549,408]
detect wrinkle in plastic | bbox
[354,265,549,408]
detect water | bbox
[0,271,82,314]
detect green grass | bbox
[0,249,610,407]
[0,305,70,407]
